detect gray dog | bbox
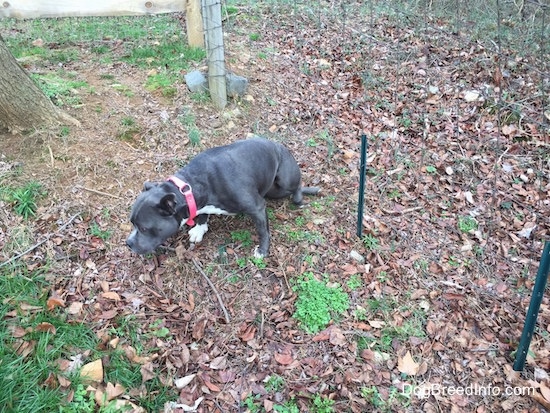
[126,137,319,257]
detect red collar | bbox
[167,176,197,226]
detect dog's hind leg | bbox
[246,199,271,258]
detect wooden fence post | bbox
[186,0,204,48]
[202,0,227,109]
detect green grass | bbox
[292,272,349,334]
[30,72,89,107]
[311,394,335,413]
[362,233,380,251]
[1,16,206,90]
[458,215,478,233]
[360,385,411,412]
[265,375,285,393]
[0,264,177,412]
[89,222,112,241]
[364,296,427,353]
[144,72,178,97]
[0,181,46,219]
[231,229,253,248]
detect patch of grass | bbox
[0,268,98,412]
[121,116,136,127]
[188,127,201,146]
[360,385,411,412]
[111,83,134,97]
[31,72,88,107]
[285,225,324,244]
[236,256,267,269]
[58,126,71,137]
[292,272,349,334]
[190,90,211,103]
[311,394,335,413]
[178,108,202,146]
[274,399,300,413]
[365,296,427,352]
[425,165,437,174]
[0,249,177,412]
[346,274,363,291]
[249,32,261,41]
[145,72,177,98]
[317,129,335,159]
[458,215,478,233]
[265,375,285,393]
[89,222,112,241]
[124,41,205,72]
[0,181,46,219]
[387,188,401,200]
[244,394,262,413]
[306,137,318,147]
[116,118,142,144]
[362,234,380,251]
[231,229,253,248]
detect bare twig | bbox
[75,185,122,199]
[381,206,423,215]
[47,145,54,168]
[0,212,81,269]
[191,257,230,323]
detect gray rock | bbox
[349,250,365,264]
[184,70,249,97]
[226,72,249,97]
[184,70,208,93]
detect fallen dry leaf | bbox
[209,356,227,370]
[101,291,121,301]
[397,351,420,376]
[80,359,103,383]
[274,352,294,365]
[105,382,125,401]
[175,373,196,389]
[36,322,56,334]
[329,327,346,346]
[66,301,83,315]
[46,296,65,311]
[140,362,155,383]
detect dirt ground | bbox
[1,5,549,413]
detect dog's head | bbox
[126,182,185,254]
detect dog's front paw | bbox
[188,223,208,243]
[253,246,267,259]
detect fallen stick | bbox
[76,185,122,200]
[381,206,423,215]
[0,212,81,269]
[531,392,550,409]
[191,257,230,323]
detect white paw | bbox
[188,223,208,243]
[253,246,266,259]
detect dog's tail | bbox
[302,187,321,196]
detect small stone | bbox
[226,72,249,97]
[184,70,208,93]
[349,250,365,264]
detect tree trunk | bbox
[0,35,79,133]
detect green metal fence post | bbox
[513,240,550,371]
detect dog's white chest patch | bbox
[196,205,235,216]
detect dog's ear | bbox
[158,193,177,216]
[143,181,158,191]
